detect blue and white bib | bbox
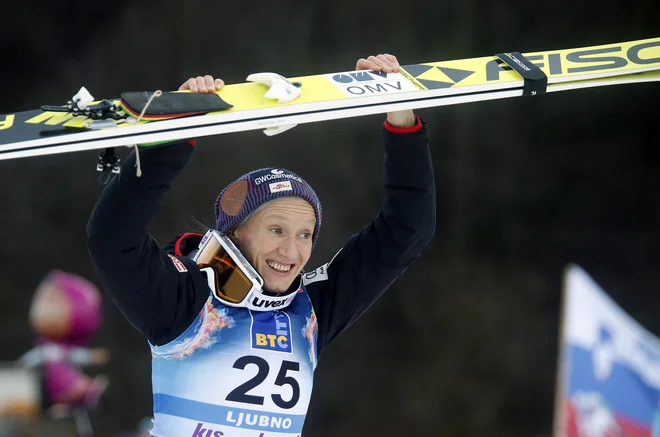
[149,286,318,437]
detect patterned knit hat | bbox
[214,168,322,246]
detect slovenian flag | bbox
[554,264,660,437]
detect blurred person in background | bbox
[86,53,435,436]
[17,270,110,419]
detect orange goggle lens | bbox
[207,254,253,303]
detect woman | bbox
[86,53,435,437]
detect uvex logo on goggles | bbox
[253,298,287,308]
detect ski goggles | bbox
[193,230,297,311]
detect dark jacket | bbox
[86,118,436,355]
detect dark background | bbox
[0,1,658,436]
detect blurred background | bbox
[0,0,658,436]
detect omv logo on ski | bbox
[326,70,417,97]
[251,311,293,353]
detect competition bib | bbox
[149,290,318,437]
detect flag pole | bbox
[552,264,573,437]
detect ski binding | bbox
[41,87,128,121]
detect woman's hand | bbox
[179,75,225,93]
[355,54,416,127]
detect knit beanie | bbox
[214,168,322,246]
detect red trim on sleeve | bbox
[383,115,422,134]
[187,139,197,147]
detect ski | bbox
[0,37,657,162]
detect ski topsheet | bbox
[0,37,658,161]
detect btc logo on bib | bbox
[250,311,293,353]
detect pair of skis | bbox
[0,37,657,173]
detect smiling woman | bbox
[231,197,317,293]
[85,53,436,437]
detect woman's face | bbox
[233,197,316,294]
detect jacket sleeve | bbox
[306,117,436,351]
[86,142,209,346]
